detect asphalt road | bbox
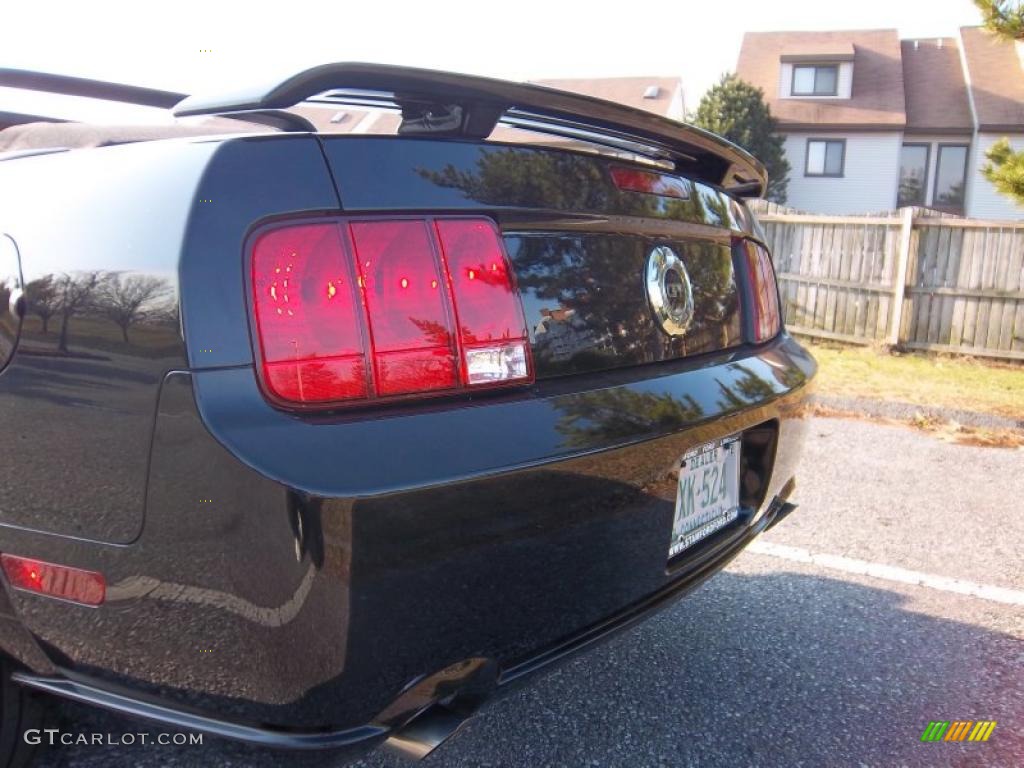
[33,417,1024,768]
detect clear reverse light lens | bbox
[464,342,528,385]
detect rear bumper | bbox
[0,334,814,742]
[13,487,797,751]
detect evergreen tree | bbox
[974,0,1024,39]
[982,138,1024,203]
[691,74,790,203]
[975,1,1024,206]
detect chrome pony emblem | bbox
[646,245,694,336]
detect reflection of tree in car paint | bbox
[418,148,742,375]
[415,148,745,376]
[24,276,59,334]
[418,147,714,221]
[19,271,177,355]
[555,388,705,449]
[54,272,102,353]
[95,273,173,343]
[715,364,779,411]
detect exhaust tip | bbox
[375,656,497,761]
[766,501,798,530]
[382,703,475,761]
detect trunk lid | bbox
[321,136,747,379]
[175,62,769,385]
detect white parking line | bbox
[746,540,1024,607]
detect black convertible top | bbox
[0,119,273,154]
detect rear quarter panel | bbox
[0,140,212,543]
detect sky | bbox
[3,0,984,122]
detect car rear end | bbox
[0,66,814,759]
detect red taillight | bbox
[1,554,105,606]
[350,220,457,396]
[250,217,532,407]
[435,219,530,386]
[740,240,781,342]
[609,165,690,200]
[251,223,368,403]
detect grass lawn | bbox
[804,340,1024,422]
[18,315,180,359]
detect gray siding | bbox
[781,132,902,214]
[966,133,1024,221]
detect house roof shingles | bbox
[779,42,855,62]
[530,77,682,117]
[900,38,973,133]
[287,77,684,136]
[737,29,907,131]
[960,26,1024,131]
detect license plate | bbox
[669,438,741,558]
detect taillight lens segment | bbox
[252,224,367,403]
[251,217,531,407]
[435,220,530,386]
[351,221,457,396]
[740,240,781,342]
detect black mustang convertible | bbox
[0,64,814,765]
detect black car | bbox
[0,64,814,765]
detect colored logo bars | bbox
[920,721,996,742]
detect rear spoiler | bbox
[173,63,767,197]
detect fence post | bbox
[888,207,914,345]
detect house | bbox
[737,28,1024,219]
[533,308,596,362]
[527,77,684,120]
[959,27,1024,219]
[289,76,685,138]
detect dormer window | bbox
[779,46,853,99]
[792,64,839,96]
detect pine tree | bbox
[974,0,1024,39]
[975,1,1024,206]
[982,138,1024,202]
[691,74,790,203]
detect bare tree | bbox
[55,271,102,353]
[24,275,60,334]
[95,273,172,343]
[154,300,180,329]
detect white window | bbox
[792,65,839,96]
[805,139,845,177]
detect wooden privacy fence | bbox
[755,206,1024,361]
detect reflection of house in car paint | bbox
[533,308,600,362]
[534,308,592,362]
